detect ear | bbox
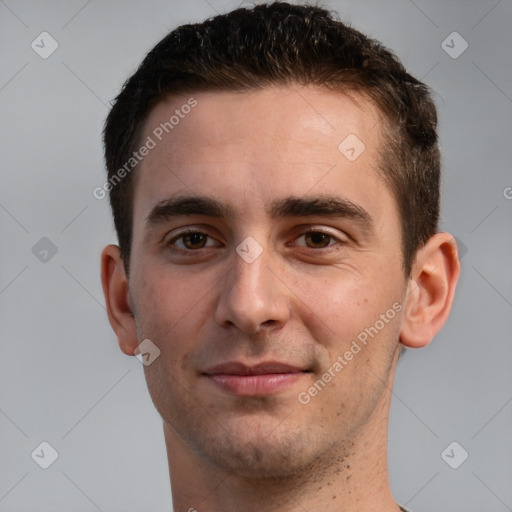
[100,244,139,356]
[400,233,460,349]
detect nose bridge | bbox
[231,252,263,297]
[215,241,289,333]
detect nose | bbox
[214,245,291,334]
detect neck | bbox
[164,377,400,512]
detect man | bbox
[100,3,460,511]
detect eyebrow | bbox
[269,196,372,226]
[145,194,373,232]
[146,196,234,228]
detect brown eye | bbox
[182,232,207,249]
[304,231,332,248]
[168,231,215,251]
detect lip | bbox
[203,361,309,396]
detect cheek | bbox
[288,266,404,389]
[289,272,384,343]
[134,270,198,353]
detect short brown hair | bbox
[103,1,440,276]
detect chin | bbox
[207,438,310,478]
[189,418,338,479]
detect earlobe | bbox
[400,233,460,349]
[100,245,139,356]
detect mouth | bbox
[203,361,311,396]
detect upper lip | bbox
[204,361,307,376]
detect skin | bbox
[101,85,460,511]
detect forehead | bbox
[141,85,381,154]
[132,85,390,227]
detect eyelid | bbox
[167,226,204,239]
[165,224,217,241]
[165,227,222,250]
[290,226,348,245]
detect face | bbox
[127,85,408,477]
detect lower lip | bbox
[206,373,305,396]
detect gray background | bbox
[1,0,511,510]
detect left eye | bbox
[168,231,216,250]
[295,231,340,249]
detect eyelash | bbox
[167,228,219,251]
[166,228,346,253]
